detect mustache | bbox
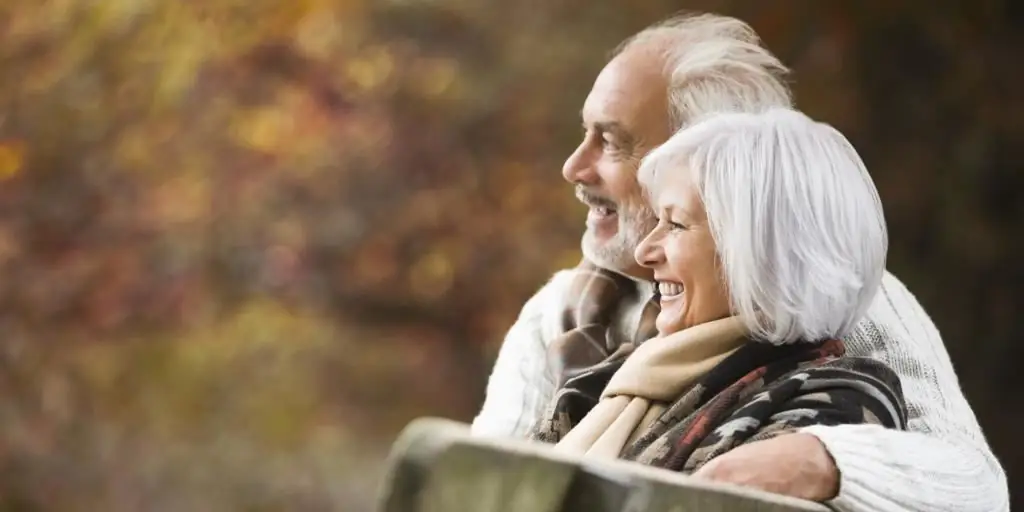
[574,186,617,209]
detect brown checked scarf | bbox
[531,259,907,473]
[546,259,660,389]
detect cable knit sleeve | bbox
[801,271,1009,512]
[469,271,576,437]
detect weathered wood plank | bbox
[377,417,831,512]
[378,418,579,512]
[579,457,832,512]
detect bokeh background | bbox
[0,0,1020,509]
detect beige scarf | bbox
[551,316,749,458]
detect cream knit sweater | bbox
[471,270,1009,512]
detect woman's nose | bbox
[634,231,664,269]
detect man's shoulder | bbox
[878,270,920,304]
[863,269,938,340]
[523,262,628,305]
[512,267,582,326]
[847,268,956,385]
[814,355,903,391]
[521,268,580,304]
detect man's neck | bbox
[588,260,658,299]
[608,266,655,285]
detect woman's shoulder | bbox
[763,341,904,396]
[809,354,903,391]
[783,354,908,427]
[724,349,909,433]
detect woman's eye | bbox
[669,221,687,231]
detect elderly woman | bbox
[530,108,907,473]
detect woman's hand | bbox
[692,433,840,502]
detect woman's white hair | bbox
[614,13,793,131]
[640,108,888,344]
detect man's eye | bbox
[669,221,687,231]
[602,135,620,150]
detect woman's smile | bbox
[656,280,684,298]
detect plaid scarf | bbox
[546,259,660,390]
[531,259,907,472]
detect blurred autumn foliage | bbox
[0,0,1021,509]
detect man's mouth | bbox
[576,188,617,217]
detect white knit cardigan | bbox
[471,270,1009,512]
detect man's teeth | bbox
[594,206,612,216]
[658,282,683,297]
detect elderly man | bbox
[471,13,1008,512]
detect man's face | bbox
[563,47,671,279]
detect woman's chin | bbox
[655,300,687,334]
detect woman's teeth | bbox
[658,282,683,297]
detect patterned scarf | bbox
[546,317,750,459]
[532,260,907,472]
[546,259,659,390]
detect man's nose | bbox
[634,231,664,269]
[561,142,599,184]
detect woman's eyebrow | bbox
[661,200,696,222]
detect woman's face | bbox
[635,167,732,335]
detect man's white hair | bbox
[614,13,793,131]
[639,108,888,344]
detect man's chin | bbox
[582,234,631,273]
[585,209,619,238]
[581,229,610,258]
[582,227,654,280]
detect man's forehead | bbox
[581,50,668,134]
[581,77,633,125]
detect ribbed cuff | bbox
[799,424,1009,512]
[800,424,892,511]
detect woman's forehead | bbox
[646,165,700,213]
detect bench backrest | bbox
[377,417,831,512]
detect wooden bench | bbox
[377,417,832,512]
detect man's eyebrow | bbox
[592,121,636,145]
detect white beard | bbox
[581,206,656,274]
